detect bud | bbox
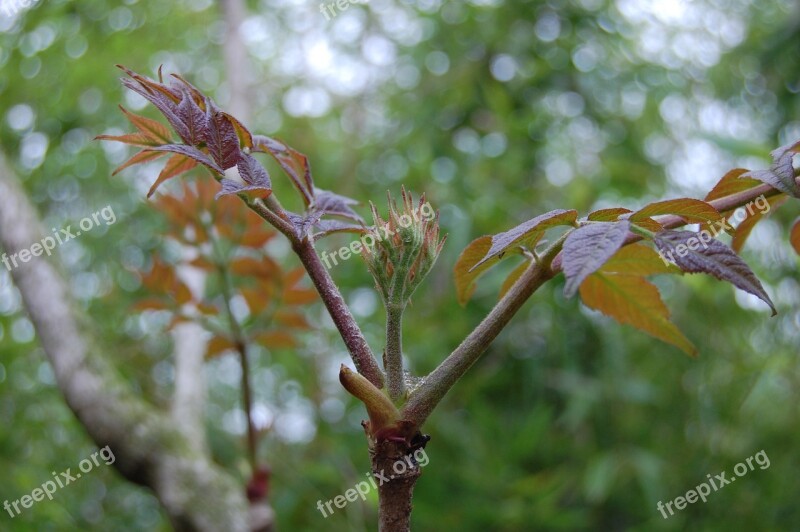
[339,365,399,435]
[361,188,446,306]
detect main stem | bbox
[372,441,422,532]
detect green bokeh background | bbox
[0,0,798,530]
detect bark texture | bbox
[370,439,423,532]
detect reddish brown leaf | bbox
[312,189,363,222]
[631,198,721,224]
[282,268,316,304]
[704,168,761,202]
[284,289,317,305]
[579,273,697,356]
[599,244,680,276]
[146,144,223,175]
[112,149,167,176]
[730,195,786,253]
[118,105,173,144]
[275,311,310,329]
[241,287,270,315]
[231,257,277,279]
[196,302,219,316]
[147,154,198,198]
[588,208,632,221]
[207,336,237,359]
[174,281,193,305]
[472,209,579,271]
[189,255,217,271]
[453,236,494,305]
[169,73,208,109]
[255,331,297,349]
[253,135,315,206]
[95,132,158,147]
[498,260,531,300]
[240,215,275,248]
[141,258,175,291]
[176,89,207,145]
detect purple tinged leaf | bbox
[252,135,315,206]
[312,189,364,223]
[237,154,271,188]
[653,230,776,315]
[286,211,325,240]
[169,73,208,110]
[215,154,272,199]
[176,89,207,145]
[471,209,578,271]
[743,141,800,198]
[312,219,366,238]
[562,220,630,298]
[120,77,191,144]
[146,144,223,175]
[215,180,271,199]
[205,101,241,170]
[252,134,287,154]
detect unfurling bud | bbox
[339,364,400,435]
[361,187,446,306]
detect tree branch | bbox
[403,182,786,427]
[294,239,386,388]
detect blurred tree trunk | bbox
[0,152,251,531]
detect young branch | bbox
[404,182,785,427]
[294,239,386,388]
[384,304,405,402]
[402,235,564,426]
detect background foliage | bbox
[0,0,798,530]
